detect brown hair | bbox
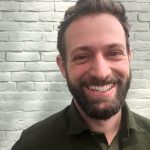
[57,0,130,61]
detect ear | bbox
[127,47,133,61]
[56,55,66,79]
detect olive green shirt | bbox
[11,101,150,150]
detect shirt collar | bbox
[67,101,89,135]
[119,102,146,139]
[67,101,146,136]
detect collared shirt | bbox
[67,101,120,150]
[11,101,150,150]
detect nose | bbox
[90,55,111,80]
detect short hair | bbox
[57,0,130,61]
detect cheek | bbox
[113,61,130,77]
[67,64,90,81]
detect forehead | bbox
[65,13,126,53]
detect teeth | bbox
[89,84,113,92]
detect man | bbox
[12,0,150,150]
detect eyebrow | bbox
[72,43,125,53]
[106,43,125,49]
[71,46,92,56]
[72,46,92,52]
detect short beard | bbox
[66,72,131,120]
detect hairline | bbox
[62,12,129,62]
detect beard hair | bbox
[66,72,131,120]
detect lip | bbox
[84,83,116,98]
[89,84,114,92]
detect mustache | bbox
[81,76,120,86]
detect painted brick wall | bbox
[0,0,150,149]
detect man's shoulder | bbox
[11,106,71,150]
[22,105,70,138]
[132,112,150,132]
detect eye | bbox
[109,50,124,57]
[73,54,90,63]
[75,55,88,60]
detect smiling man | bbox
[12,0,150,150]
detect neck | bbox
[74,100,122,145]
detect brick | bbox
[0,62,24,71]
[5,131,22,141]
[148,80,150,87]
[138,109,150,119]
[34,82,68,92]
[0,113,4,120]
[0,32,8,41]
[136,0,150,2]
[36,91,71,101]
[5,111,25,121]
[130,22,149,31]
[135,32,150,41]
[55,2,75,12]
[0,2,19,11]
[0,101,23,111]
[23,100,70,111]
[23,101,56,111]
[127,89,150,99]
[24,111,53,120]
[126,12,138,21]
[130,79,149,89]
[5,111,52,122]
[11,72,44,82]
[130,41,150,51]
[41,31,58,42]
[16,82,33,91]
[20,120,38,130]
[0,22,20,31]
[25,62,59,71]
[0,42,24,51]
[41,52,58,61]
[53,22,60,31]
[0,12,2,20]
[123,2,150,12]
[0,83,16,92]
[127,99,150,109]
[45,72,65,82]
[132,70,150,80]
[0,73,10,81]
[115,0,135,1]
[16,0,41,2]
[131,61,150,70]
[0,132,5,141]
[0,53,5,62]
[0,141,15,150]
[38,12,64,22]
[4,92,39,101]
[134,51,150,61]
[3,12,38,22]
[19,22,53,31]
[8,32,41,42]
[24,42,57,51]
[0,93,5,101]
[6,52,40,61]
[138,13,150,21]
[0,120,20,130]
[39,0,56,1]
[20,2,54,11]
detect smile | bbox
[88,84,114,92]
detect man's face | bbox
[57,13,131,120]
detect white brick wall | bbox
[0,0,150,150]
